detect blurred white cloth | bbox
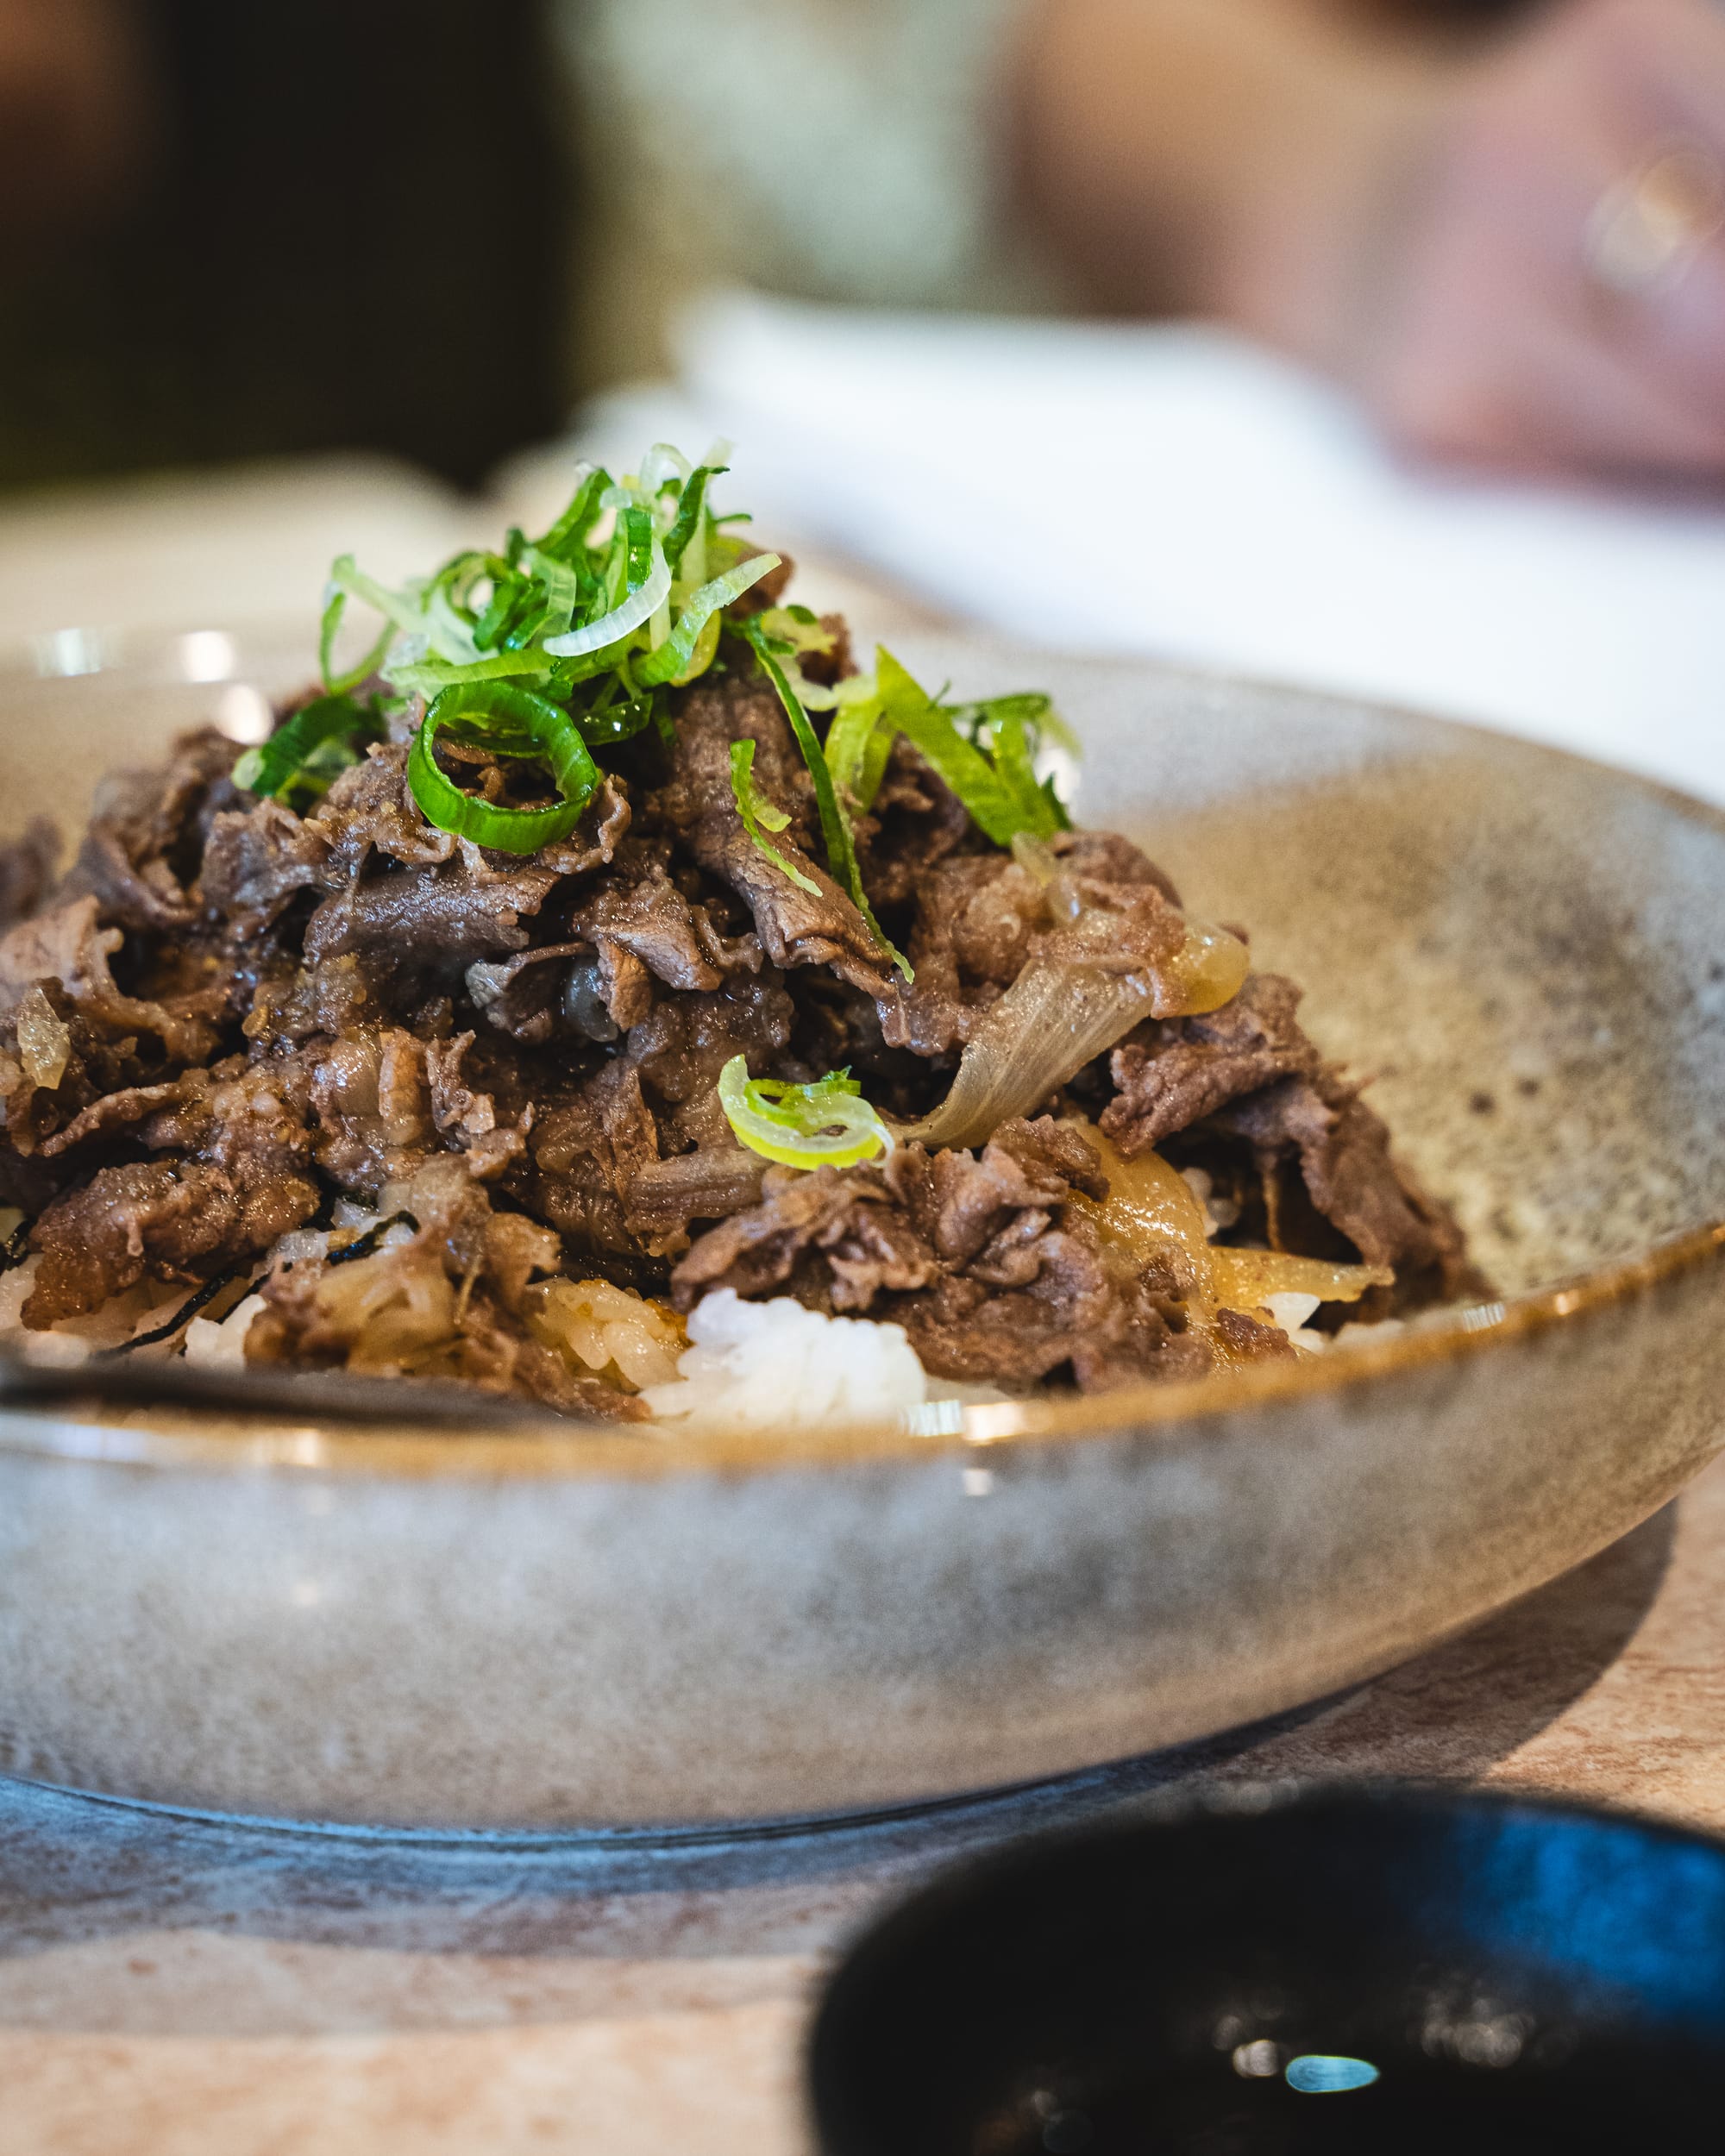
[572,291,1725,805]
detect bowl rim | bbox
[2,1217,1719,1479]
[3,641,1723,1482]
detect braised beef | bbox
[1101,974,1322,1153]
[0,620,1476,1401]
[0,818,60,935]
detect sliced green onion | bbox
[730,739,819,895]
[825,678,893,812]
[535,466,611,561]
[638,442,691,498]
[738,620,911,981]
[978,701,1062,839]
[318,590,394,696]
[235,694,384,804]
[329,555,478,668]
[543,530,670,660]
[633,551,781,687]
[662,462,724,578]
[387,648,556,699]
[521,547,580,642]
[576,688,655,748]
[717,1054,894,1171]
[875,649,1045,849]
[970,691,1079,758]
[407,683,599,856]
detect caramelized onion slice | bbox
[897,912,1248,1154]
[1072,1128,1390,1338]
[1208,1246,1391,1315]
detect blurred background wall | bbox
[8,0,1725,805]
[0,0,568,492]
[0,0,1543,498]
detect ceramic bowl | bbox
[1,631,1723,1832]
[809,1783,1725,2153]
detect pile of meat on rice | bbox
[0,575,1478,1424]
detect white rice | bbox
[183,1294,269,1369]
[1261,1289,1326,1352]
[638,1288,1007,1432]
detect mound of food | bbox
[0,448,1477,1423]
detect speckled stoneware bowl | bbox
[1,630,1722,1833]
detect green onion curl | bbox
[718,1055,893,1171]
[406,683,599,856]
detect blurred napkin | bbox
[566,291,1725,805]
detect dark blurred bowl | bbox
[809,1784,1725,2154]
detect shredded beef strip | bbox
[670,1116,1213,1390]
[652,669,900,1002]
[0,618,1476,1404]
[0,818,60,936]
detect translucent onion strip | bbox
[899,912,1248,1153]
[542,540,670,659]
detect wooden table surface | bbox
[8,1450,1725,2156]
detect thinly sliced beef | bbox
[852,736,975,910]
[23,1156,317,1327]
[1214,1074,1477,1305]
[0,818,60,933]
[59,731,240,932]
[0,895,219,1062]
[672,1116,1203,1391]
[654,668,898,1000]
[248,1158,643,1420]
[881,830,1192,1063]
[569,855,733,995]
[622,1145,768,1244]
[310,743,461,879]
[1101,974,1322,1153]
[302,862,560,972]
[198,799,332,936]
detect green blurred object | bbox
[0,0,568,495]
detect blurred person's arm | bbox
[0,0,152,254]
[1019,0,1725,477]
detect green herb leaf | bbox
[739,620,911,981]
[729,738,819,895]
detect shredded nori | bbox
[100,1263,249,1358]
[325,1210,419,1267]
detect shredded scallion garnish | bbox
[864,650,1070,845]
[406,684,599,856]
[718,1055,894,1170]
[738,617,912,982]
[729,738,820,895]
[234,693,386,807]
[275,443,1073,956]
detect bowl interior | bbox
[809,1789,1725,2155]
[6,631,1724,1315]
